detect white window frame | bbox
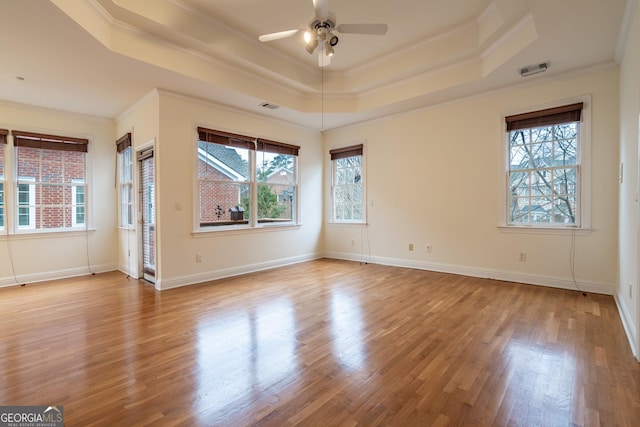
[16,177,35,230]
[500,96,592,233]
[256,150,298,226]
[330,144,366,224]
[196,143,253,232]
[0,143,4,232]
[71,179,85,228]
[13,131,90,234]
[194,128,300,233]
[118,145,134,228]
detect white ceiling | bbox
[0,0,630,130]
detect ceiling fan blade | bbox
[336,23,388,35]
[313,0,329,20]
[258,29,301,42]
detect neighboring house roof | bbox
[267,166,293,180]
[198,141,248,180]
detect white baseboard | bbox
[324,251,615,295]
[157,252,323,290]
[614,293,639,361]
[0,263,117,289]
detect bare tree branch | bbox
[514,130,575,223]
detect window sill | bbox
[327,222,368,227]
[0,228,96,240]
[497,225,592,236]
[192,222,301,237]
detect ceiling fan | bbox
[258,0,388,67]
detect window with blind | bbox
[256,138,298,224]
[116,133,134,228]
[505,102,588,227]
[196,127,299,230]
[0,129,6,230]
[330,144,365,223]
[13,130,88,231]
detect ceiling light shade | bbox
[329,34,339,47]
[305,38,318,54]
[304,31,312,44]
[324,41,334,56]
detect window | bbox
[72,179,85,227]
[0,129,6,230]
[330,144,365,223]
[13,130,88,231]
[116,133,133,228]
[256,139,298,224]
[196,127,299,229]
[505,102,584,227]
[17,179,35,229]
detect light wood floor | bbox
[1,259,638,426]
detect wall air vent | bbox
[519,62,549,77]
[259,102,280,110]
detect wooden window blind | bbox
[256,138,299,156]
[116,133,132,153]
[505,103,583,132]
[330,144,363,160]
[197,127,255,150]
[12,130,89,153]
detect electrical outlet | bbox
[519,252,527,262]
[196,253,203,263]
[351,239,355,246]
[426,244,432,253]
[629,283,633,299]
[409,243,414,251]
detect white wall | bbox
[114,90,160,279]
[618,0,640,359]
[0,100,117,286]
[324,67,619,296]
[153,91,323,289]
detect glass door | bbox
[138,147,155,283]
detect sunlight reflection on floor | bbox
[330,289,366,371]
[195,297,298,420]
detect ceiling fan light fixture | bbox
[257,0,388,68]
[304,31,312,44]
[305,38,318,54]
[324,41,334,56]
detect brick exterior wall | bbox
[198,160,246,223]
[17,146,85,229]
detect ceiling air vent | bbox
[259,102,280,110]
[519,62,549,77]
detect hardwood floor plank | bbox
[0,259,639,426]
